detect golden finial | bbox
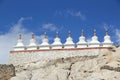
[68,31,71,37]
[81,29,84,36]
[32,33,34,39]
[94,29,96,36]
[19,34,22,39]
[56,31,58,38]
[44,32,47,38]
[106,29,108,35]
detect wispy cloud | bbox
[103,23,113,30]
[0,17,42,64]
[42,23,59,31]
[66,10,86,20]
[55,10,86,21]
[114,29,120,45]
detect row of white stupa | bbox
[14,29,113,51]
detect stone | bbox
[0,64,15,80]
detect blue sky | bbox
[0,0,120,63]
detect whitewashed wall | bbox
[9,49,104,66]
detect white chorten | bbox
[14,34,25,51]
[27,33,38,50]
[102,30,113,47]
[89,29,100,47]
[51,32,63,49]
[64,31,75,49]
[40,32,50,49]
[77,30,87,48]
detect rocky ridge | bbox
[10,46,120,80]
[0,64,15,80]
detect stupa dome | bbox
[64,31,75,48]
[103,30,113,47]
[14,34,25,51]
[89,29,100,47]
[27,33,37,50]
[40,32,50,49]
[77,30,87,48]
[51,32,63,49]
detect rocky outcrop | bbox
[10,46,120,80]
[0,64,15,80]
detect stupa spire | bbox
[17,34,23,44]
[27,33,37,50]
[81,29,84,36]
[43,32,47,38]
[103,29,113,47]
[89,29,100,47]
[106,29,108,35]
[40,32,50,49]
[14,34,25,51]
[19,34,22,39]
[64,31,75,48]
[77,29,87,48]
[94,29,96,36]
[51,31,62,49]
[32,33,34,39]
[68,31,71,37]
[56,31,58,38]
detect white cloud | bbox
[0,17,42,64]
[55,10,86,21]
[66,10,86,20]
[42,23,58,31]
[103,23,113,31]
[103,24,109,30]
[115,29,120,45]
